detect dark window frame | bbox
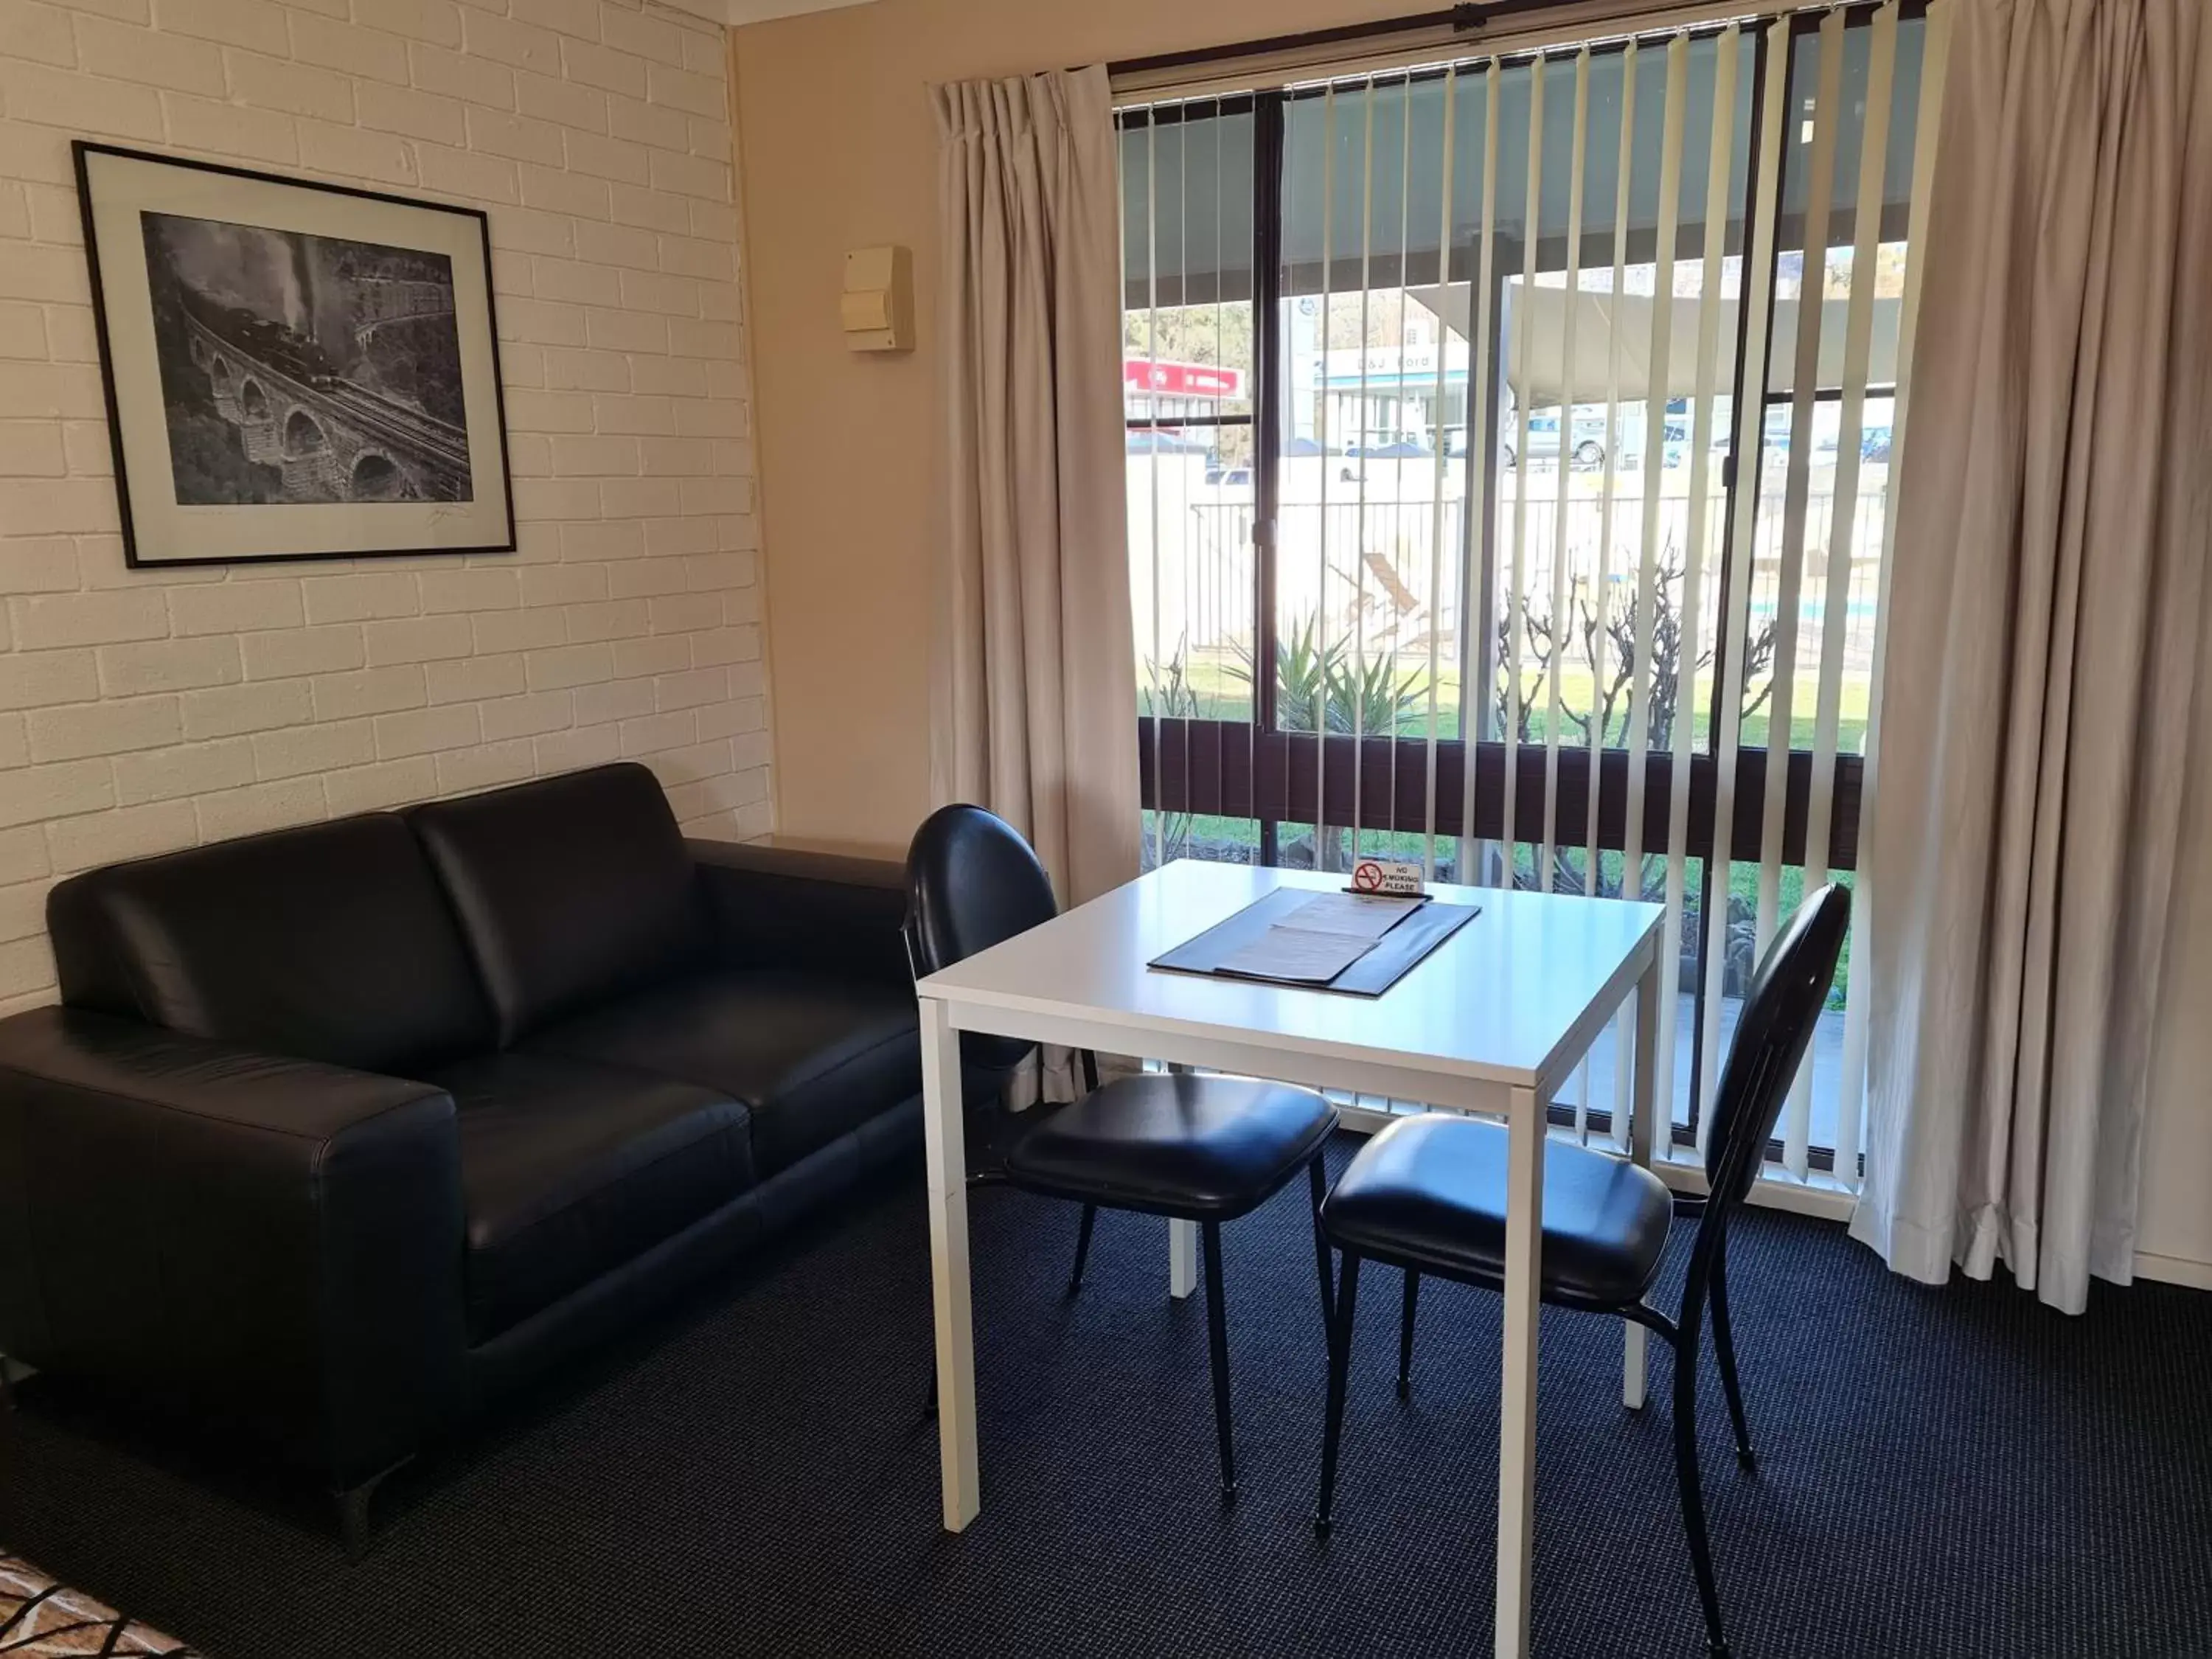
[1119,11,1904,1173]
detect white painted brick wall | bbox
[0,0,773,1015]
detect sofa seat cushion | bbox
[522,971,921,1177]
[425,1053,752,1343]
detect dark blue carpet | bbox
[1,1134,2208,1658]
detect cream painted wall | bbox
[731,0,1413,856]
[0,0,773,1015]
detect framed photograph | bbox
[73,142,515,568]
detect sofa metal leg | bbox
[333,1459,408,1559]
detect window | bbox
[1120,4,1936,1183]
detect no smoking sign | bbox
[1349,858,1425,897]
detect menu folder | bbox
[1148,886,1479,998]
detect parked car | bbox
[1506,409,1607,469]
[1439,401,1731,471]
[1338,439,1435,483]
[1126,428,1210,456]
[1809,422,1896,465]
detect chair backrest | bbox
[902,805,1059,1077]
[1701,884,1852,1208]
[902,804,1060,978]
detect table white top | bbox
[916,861,1663,1091]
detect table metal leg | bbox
[1165,1062,1198,1299]
[919,997,978,1530]
[1495,1082,1544,1659]
[1625,942,1660,1412]
[1168,1219,1199,1300]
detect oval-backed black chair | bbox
[1310,884,1849,1658]
[905,804,1340,1499]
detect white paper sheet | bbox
[1281,892,1422,941]
[1211,893,1425,983]
[1217,925,1377,984]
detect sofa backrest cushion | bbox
[408,763,709,1044]
[46,813,494,1076]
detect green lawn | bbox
[1141,649,1873,754]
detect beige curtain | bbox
[931,66,1140,908]
[932,67,1140,1101]
[1854,0,2212,1312]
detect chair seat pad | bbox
[1006,1073,1336,1220]
[1322,1113,1673,1307]
[431,1052,752,1342]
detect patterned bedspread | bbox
[0,1554,200,1657]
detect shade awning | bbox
[1409,282,1902,408]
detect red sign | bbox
[1124,359,1245,400]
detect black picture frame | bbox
[73,140,516,568]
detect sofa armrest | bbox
[688,838,911,987]
[0,1006,467,1486]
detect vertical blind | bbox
[1121,1,1943,1187]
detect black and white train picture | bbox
[143,214,471,506]
[74,142,513,567]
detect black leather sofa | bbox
[0,763,923,1540]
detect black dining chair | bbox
[1310,884,1849,1658]
[905,804,1340,1499]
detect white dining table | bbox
[913,859,1666,1659]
